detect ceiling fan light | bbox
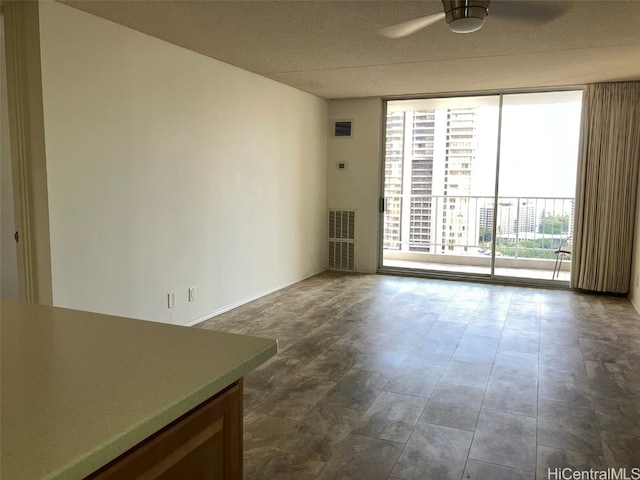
[449,16,485,33]
[445,4,488,33]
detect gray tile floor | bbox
[197,272,640,480]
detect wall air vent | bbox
[333,120,352,138]
[328,209,355,271]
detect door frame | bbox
[2,0,52,303]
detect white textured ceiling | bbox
[61,0,640,99]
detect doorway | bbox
[0,11,19,299]
[380,90,583,284]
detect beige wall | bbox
[327,99,383,273]
[38,2,327,325]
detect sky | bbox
[498,92,582,198]
[388,90,584,199]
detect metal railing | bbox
[383,195,574,261]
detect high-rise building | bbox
[383,111,404,250]
[518,200,537,233]
[440,108,477,253]
[408,111,435,252]
[493,200,537,237]
[383,107,479,253]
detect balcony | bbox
[382,195,573,283]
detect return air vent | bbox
[328,209,355,271]
[333,120,352,138]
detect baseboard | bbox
[186,268,326,327]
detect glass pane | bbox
[382,96,500,275]
[496,91,582,281]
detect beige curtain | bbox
[571,82,640,293]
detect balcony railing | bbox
[383,195,574,262]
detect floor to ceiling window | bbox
[380,90,583,284]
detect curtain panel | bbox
[572,82,640,293]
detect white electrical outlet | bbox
[168,293,176,309]
[188,287,195,302]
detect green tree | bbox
[478,226,492,244]
[538,211,570,235]
[495,237,568,260]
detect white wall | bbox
[327,99,382,273]
[629,168,640,312]
[0,18,19,299]
[38,2,327,325]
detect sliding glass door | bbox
[495,91,582,280]
[380,90,582,283]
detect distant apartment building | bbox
[408,111,436,252]
[480,200,538,237]
[383,111,404,250]
[383,107,479,253]
[517,200,538,233]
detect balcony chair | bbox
[552,237,572,279]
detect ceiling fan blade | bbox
[378,12,446,39]
[490,1,570,24]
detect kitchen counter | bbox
[1,300,277,480]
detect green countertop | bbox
[1,300,277,480]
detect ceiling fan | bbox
[378,0,568,38]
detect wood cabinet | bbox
[87,380,243,480]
